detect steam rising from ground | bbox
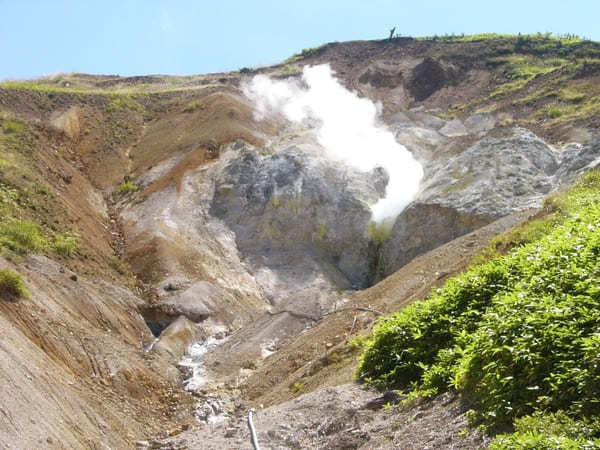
[243,64,423,223]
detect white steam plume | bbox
[243,64,423,223]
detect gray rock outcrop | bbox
[210,140,383,294]
[153,316,207,361]
[381,128,600,276]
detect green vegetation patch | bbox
[276,64,302,77]
[106,118,135,145]
[0,219,48,254]
[0,117,82,260]
[0,117,37,155]
[474,186,586,263]
[0,157,15,170]
[416,33,585,46]
[183,100,204,113]
[51,232,80,257]
[489,55,568,99]
[284,45,325,64]
[358,171,600,442]
[491,411,600,449]
[0,268,29,300]
[0,183,80,258]
[0,80,78,94]
[118,180,138,194]
[104,94,144,113]
[536,86,600,125]
[367,220,393,246]
[2,118,25,134]
[290,381,304,393]
[417,33,518,42]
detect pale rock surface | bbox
[381,128,600,276]
[153,315,207,361]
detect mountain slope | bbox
[0,33,599,448]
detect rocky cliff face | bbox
[210,138,381,292]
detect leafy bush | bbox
[52,232,80,257]
[491,412,600,449]
[290,381,304,393]
[0,268,29,299]
[0,219,47,254]
[547,107,566,118]
[118,181,138,194]
[358,170,600,435]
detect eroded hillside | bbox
[1,34,600,449]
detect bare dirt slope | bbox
[0,256,193,449]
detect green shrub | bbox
[358,170,600,435]
[183,100,203,113]
[118,181,138,194]
[0,219,47,254]
[547,107,566,118]
[52,232,80,257]
[2,119,25,134]
[0,269,29,299]
[367,220,393,246]
[491,412,600,449]
[290,381,304,393]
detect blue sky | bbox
[1,0,599,79]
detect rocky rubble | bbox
[159,384,489,449]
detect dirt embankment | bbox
[0,79,280,448]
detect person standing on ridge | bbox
[389,27,396,41]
